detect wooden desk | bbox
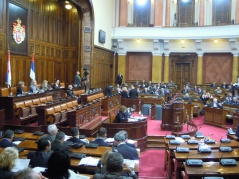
[183,161,239,179]
[204,107,228,127]
[15,132,40,140]
[101,94,121,116]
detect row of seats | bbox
[86,92,104,103]
[45,100,78,124]
[14,96,53,121]
[73,89,85,97]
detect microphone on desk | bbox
[186,153,203,166]
[204,134,215,144]
[202,172,221,179]
[219,140,233,152]
[220,134,231,143]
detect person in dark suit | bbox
[129,86,138,99]
[230,97,239,106]
[27,138,53,168]
[210,82,217,88]
[0,147,19,179]
[93,152,138,179]
[121,87,128,98]
[113,105,128,123]
[16,81,25,96]
[41,124,58,143]
[221,82,228,89]
[74,71,81,87]
[66,85,81,104]
[119,130,136,148]
[51,131,70,152]
[52,79,60,89]
[208,98,222,108]
[117,73,123,86]
[113,132,138,160]
[67,127,86,145]
[90,127,111,147]
[0,129,17,148]
[105,84,113,97]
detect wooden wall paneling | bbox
[203,53,232,84]
[0,56,4,86]
[0,0,6,32]
[46,60,54,84]
[54,61,62,81]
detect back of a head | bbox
[70,127,79,137]
[37,138,50,151]
[98,127,107,137]
[12,168,42,179]
[55,131,65,141]
[106,152,124,173]
[48,124,57,135]
[3,129,14,139]
[119,105,127,113]
[114,132,125,142]
[0,147,18,171]
[101,150,112,166]
[45,150,70,178]
[119,130,128,140]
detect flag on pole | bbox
[6,50,11,86]
[30,52,35,80]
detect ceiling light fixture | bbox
[65,1,72,9]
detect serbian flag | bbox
[30,52,35,80]
[6,50,11,86]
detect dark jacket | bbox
[51,140,70,151]
[0,138,17,148]
[90,138,111,147]
[27,151,53,168]
[117,143,138,160]
[67,137,86,145]
[121,91,128,98]
[113,111,128,123]
[0,169,15,179]
[129,89,138,99]
[66,90,76,98]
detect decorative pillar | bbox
[232,54,239,82]
[118,53,126,82]
[152,53,163,82]
[197,54,203,84]
[199,0,204,26]
[164,54,169,83]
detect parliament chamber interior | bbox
[0,0,239,178]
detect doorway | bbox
[175,63,191,90]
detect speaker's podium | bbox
[161,102,184,131]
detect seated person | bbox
[210,81,217,88]
[119,130,136,148]
[66,85,81,104]
[221,82,228,89]
[113,132,138,160]
[52,79,60,89]
[113,105,128,123]
[16,81,25,95]
[29,80,39,94]
[40,80,50,92]
[208,98,222,108]
[214,87,222,94]
[121,87,128,98]
[41,124,58,143]
[230,97,239,106]
[95,150,112,174]
[0,129,17,148]
[183,93,192,100]
[41,150,80,179]
[0,147,19,179]
[90,127,111,147]
[51,131,70,152]
[93,152,138,179]
[105,84,113,96]
[66,127,86,145]
[27,138,53,168]
[12,167,47,179]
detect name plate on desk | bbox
[220,159,237,166]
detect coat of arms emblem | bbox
[12,18,26,44]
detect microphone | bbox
[219,141,233,152]
[220,134,231,143]
[186,153,203,166]
[204,134,215,144]
[198,140,211,153]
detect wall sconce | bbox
[65,1,72,9]
[137,39,140,43]
[181,40,185,44]
[214,39,218,43]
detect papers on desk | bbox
[64,135,71,141]
[11,159,30,172]
[175,137,185,143]
[128,116,146,122]
[105,138,114,143]
[81,138,89,143]
[13,141,22,145]
[79,157,99,166]
[123,159,138,169]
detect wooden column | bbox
[152,54,163,82]
[164,55,169,83]
[119,0,128,26]
[154,0,164,26]
[232,54,239,82]
[197,54,203,84]
[118,54,126,82]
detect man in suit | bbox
[27,138,53,168]
[0,129,17,148]
[93,152,138,179]
[129,86,138,99]
[41,124,58,143]
[230,97,239,106]
[67,127,86,145]
[74,71,81,87]
[90,127,111,146]
[51,131,70,151]
[114,132,138,160]
[105,84,113,97]
[117,73,123,86]
[209,98,222,109]
[119,130,136,148]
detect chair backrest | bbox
[67,102,73,108]
[72,100,78,107]
[11,87,17,95]
[39,97,47,103]
[110,113,117,123]
[32,98,40,105]
[46,107,55,115]
[60,82,65,88]
[14,102,25,109]
[60,103,67,110]
[24,100,33,107]
[0,88,9,96]
[46,96,53,102]
[54,105,61,112]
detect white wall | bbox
[92,0,115,50]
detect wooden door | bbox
[175,63,190,90]
[177,0,195,27]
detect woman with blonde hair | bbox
[95,150,112,174]
[16,81,25,95]
[113,105,128,123]
[0,147,19,179]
